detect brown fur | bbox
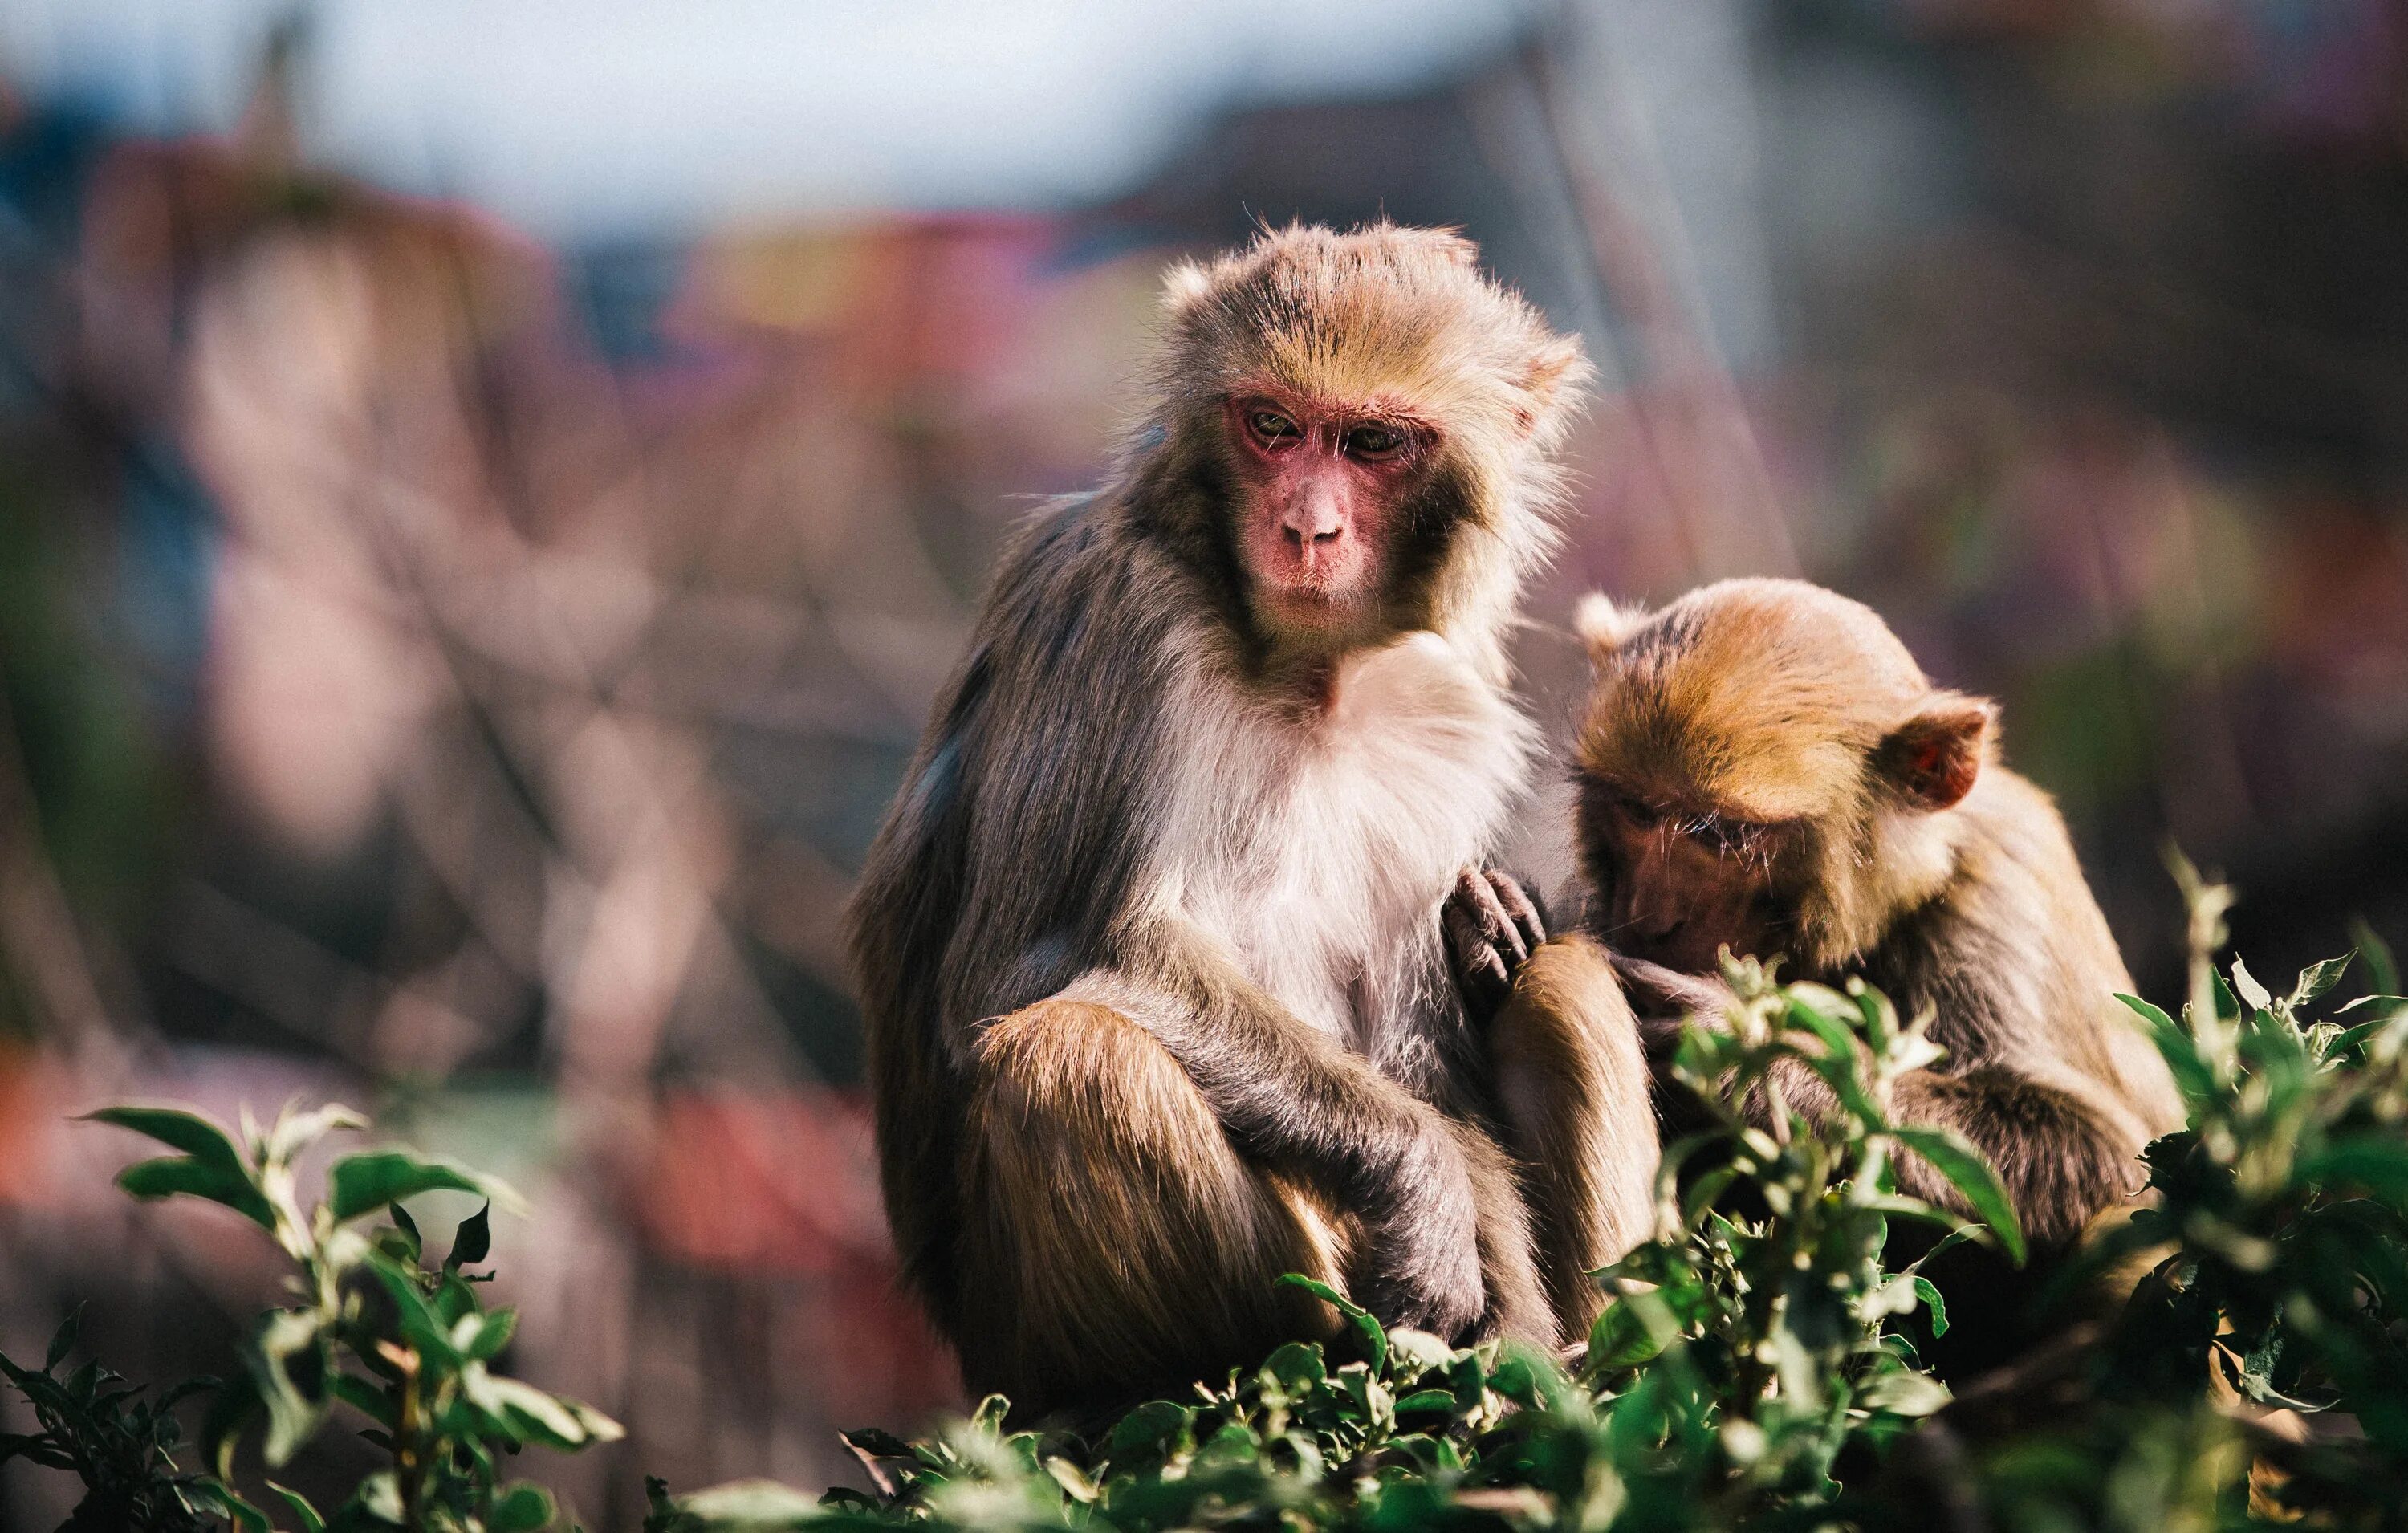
[1486,935,1660,1339]
[848,224,1628,1419]
[1563,579,2182,1252]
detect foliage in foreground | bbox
[6,863,2408,1531]
[644,867,2408,1533]
[2,1104,620,1531]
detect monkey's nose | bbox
[1280,512,1345,549]
[1632,910,1684,943]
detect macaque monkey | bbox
[847,225,1655,1419]
[1473,579,2182,1268]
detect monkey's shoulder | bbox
[1859,767,2132,1045]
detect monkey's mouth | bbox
[1255,579,1375,628]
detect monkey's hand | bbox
[1355,1113,1487,1342]
[1443,868,1547,1027]
[1610,954,1738,1060]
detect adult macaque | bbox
[1478,579,2182,1261]
[847,225,1655,1419]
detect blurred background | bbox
[2,0,2404,1525]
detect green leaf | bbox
[1587,1295,1669,1371]
[43,1307,79,1373]
[353,1470,405,1524]
[1893,1127,2027,1264]
[195,1481,273,1533]
[1783,998,1884,1124]
[455,1306,519,1363]
[2300,1137,2408,1206]
[259,1102,368,1168]
[2288,954,2354,1010]
[490,1482,559,1532]
[328,1371,396,1429]
[1260,1341,1325,1393]
[2211,970,2242,1023]
[113,1155,279,1230]
[362,1253,461,1366]
[1908,1274,1951,1338]
[2230,958,2273,1015]
[327,1150,499,1224]
[1275,1273,1386,1376]
[838,1425,916,1459]
[464,1372,624,1450]
[677,1479,826,1523]
[2352,917,2401,998]
[1491,1342,1580,1413]
[1106,1400,1193,1456]
[447,1202,494,1267]
[2117,994,2216,1106]
[1045,1454,1100,1503]
[249,1311,330,1466]
[1857,1368,1951,1416]
[388,1202,422,1261]
[265,1481,327,1533]
[199,1372,263,1480]
[83,1104,247,1165]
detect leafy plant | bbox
[0,1307,234,1531]
[2,1101,620,1531]
[641,875,2408,1531]
[11,866,2408,1531]
[1983,855,2408,1527]
[640,962,2011,1532]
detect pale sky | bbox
[0,0,1548,235]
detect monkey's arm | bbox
[1080,920,1508,1340]
[1612,958,2139,1249]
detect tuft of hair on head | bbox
[1876,692,1998,812]
[1158,258,1215,317]
[1145,221,1594,451]
[1572,592,1649,662]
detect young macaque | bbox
[848,223,1655,1420]
[1458,578,2182,1275]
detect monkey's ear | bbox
[1514,334,1596,437]
[1878,696,1995,811]
[1574,592,1647,663]
[1421,228,1480,270]
[1160,259,1214,319]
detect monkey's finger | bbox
[1442,901,1510,1002]
[1613,954,1731,1019]
[1482,869,1546,957]
[1453,868,1527,968]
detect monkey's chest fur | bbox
[1153,631,1536,1060]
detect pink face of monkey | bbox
[1223,392,1427,636]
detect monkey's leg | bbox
[954,998,1351,1420]
[1449,1118,1556,1347]
[1487,935,1661,1344]
[1885,1066,2146,1250]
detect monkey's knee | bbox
[957,999,1341,1412]
[1896,1069,2142,1251]
[1488,936,1660,1341]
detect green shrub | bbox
[6,861,2407,1531]
[2,1103,619,1531]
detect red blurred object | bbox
[630,1088,961,1422]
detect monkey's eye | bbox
[1343,423,1407,461]
[1684,816,1764,856]
[1247,409,1300,446]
